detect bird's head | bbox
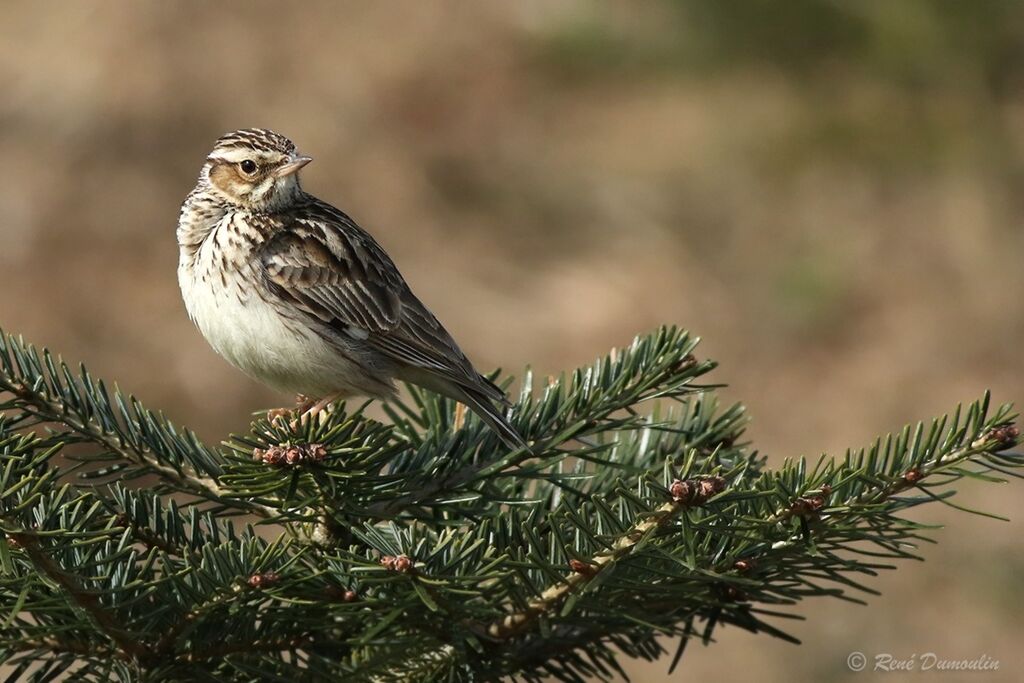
[200,128,312,211]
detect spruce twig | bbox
[485,476,727,640]
[8,531,151,663]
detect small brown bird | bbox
[177,128,523,447]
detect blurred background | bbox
[1,1,1022,680]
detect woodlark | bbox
[177,128,523,447]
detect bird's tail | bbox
[397,368,527,449]
[453,383,527,450]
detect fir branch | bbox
[485,475,727,640]
[0,330,275,519]
[14,638,112,659]
[175,635,315,663]
[0,324,1021,681]
[8,531,150,663]
[758,397,1018,552]
[4,375,223,505]
[152,569,274,657]
[369,327,715,517]
[118,517,192,559]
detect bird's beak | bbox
[274,155,313,178]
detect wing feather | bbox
[258,202,487,392]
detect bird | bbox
[177,128,524,448]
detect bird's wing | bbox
[258,206,506,403]
[260,218,403,335]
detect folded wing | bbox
[257,207,508,410]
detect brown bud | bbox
[247,571,281,589]
[325,585,358,602]
[256,446,287,466]
[672,354,698,372]
[790,498,812,515]
[987,424,1020,450]
[256,443,329,467]
[790,490,827,517]
[790,499,815,516]
[820,484,832,496]
[380,555,414,573]
[733,559,756,573]
[697,476,726,501]
[669,479,693,503]
[670,476,727,506]
[569,559,597,576]
[284,446,303,465]
[903,468,923,484]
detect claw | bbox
[267,394,317,425]
[266,407,292,423]
[289,393,342,429]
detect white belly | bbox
[178,257,385,398]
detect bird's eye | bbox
[239,160,258,175]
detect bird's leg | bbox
[291,392,343,428]
[267,394,315,423]
[452,402,466,432]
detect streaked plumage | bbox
[177,128,523,447]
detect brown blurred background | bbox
[1,1,1022,680]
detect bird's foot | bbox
[267,394,316,425]
[289,393,342,429]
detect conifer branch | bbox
[759,409,1019,555]
[7,531,150,663]
[175,635,315,662]
[118,518,192,558]
[486,475,727,640]
[1,325,1020,681]
[17,638,111,659]
[0,330,276,519]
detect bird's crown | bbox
[211,128,296,157]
